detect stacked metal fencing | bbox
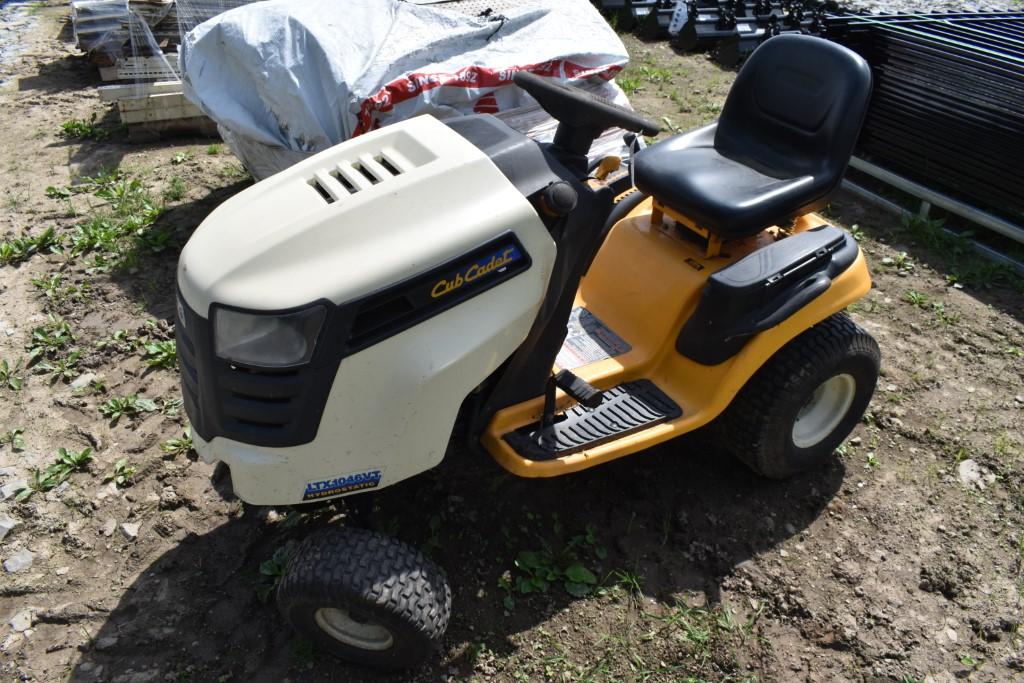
[826,12,1024,227]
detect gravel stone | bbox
[0,512,17,542]
[8,609,32,632]
[3,548,34,573]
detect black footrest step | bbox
[504,380,681,461]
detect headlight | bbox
[213,305,327,368]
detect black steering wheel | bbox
[513,71,661,137]
[513,71,660,169]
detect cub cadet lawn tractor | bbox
[175,35,879,669]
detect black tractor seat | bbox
[633,35,873,240]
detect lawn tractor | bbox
[175,35,879,669]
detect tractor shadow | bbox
[67,433,843,682]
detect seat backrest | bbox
[714,35,872,184]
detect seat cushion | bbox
[633,124,822,239]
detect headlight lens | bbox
[213,305,327,368]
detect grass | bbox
[206,144,222,155]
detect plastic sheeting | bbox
[179,0,635,179]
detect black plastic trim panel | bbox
[677,224,859,365]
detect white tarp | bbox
[179,0,634,179]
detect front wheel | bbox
[715,313,880,478]
[276,526,451,670]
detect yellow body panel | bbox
[483,196,872,477]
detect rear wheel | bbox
[276,526,451,670]
[716,313,880,478]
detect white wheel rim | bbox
[792,373,857,449]
[314,607,394,651]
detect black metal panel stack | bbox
[826,12,1024,223]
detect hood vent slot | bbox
[309,152,411,204]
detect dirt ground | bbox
[2,4,1023,683]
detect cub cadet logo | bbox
[431,246,521,299]
[302,469,382,501]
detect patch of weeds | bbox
[849,224,865,242]
[931,301,960,326]
[143,339,177,369]
[206,144,222,155]
[34,350,82,384]
[500,523,606,610]
[164,176,186,202]
[160,397,184,419]
[54,446,94,476]
[99,394,158,425]
[0,358,25,391]
[171,151,194,165]
[882,251,914,275]
[65,171,168,272]
[15,467,61,501]
[995,432,1019,460]
[59,113,110,141]
[902,290,930,309]
[96,328,141,354]
[26,315,74,362]
[256,545,294,602]
[161,431,194,458]
[864,452,880,469]
[901,215,1020,290]
[14,447,93,501]
[958,653,982,669]
[104,458,138,488]
[1,428,26,451]
[31,273,90,311]
[617,75,642,95]
[218,163,251,181]
[0,226,62,266]
[639,64,673,83]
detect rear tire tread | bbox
[717,313,880,478]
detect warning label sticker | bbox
[555,307,631,370]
